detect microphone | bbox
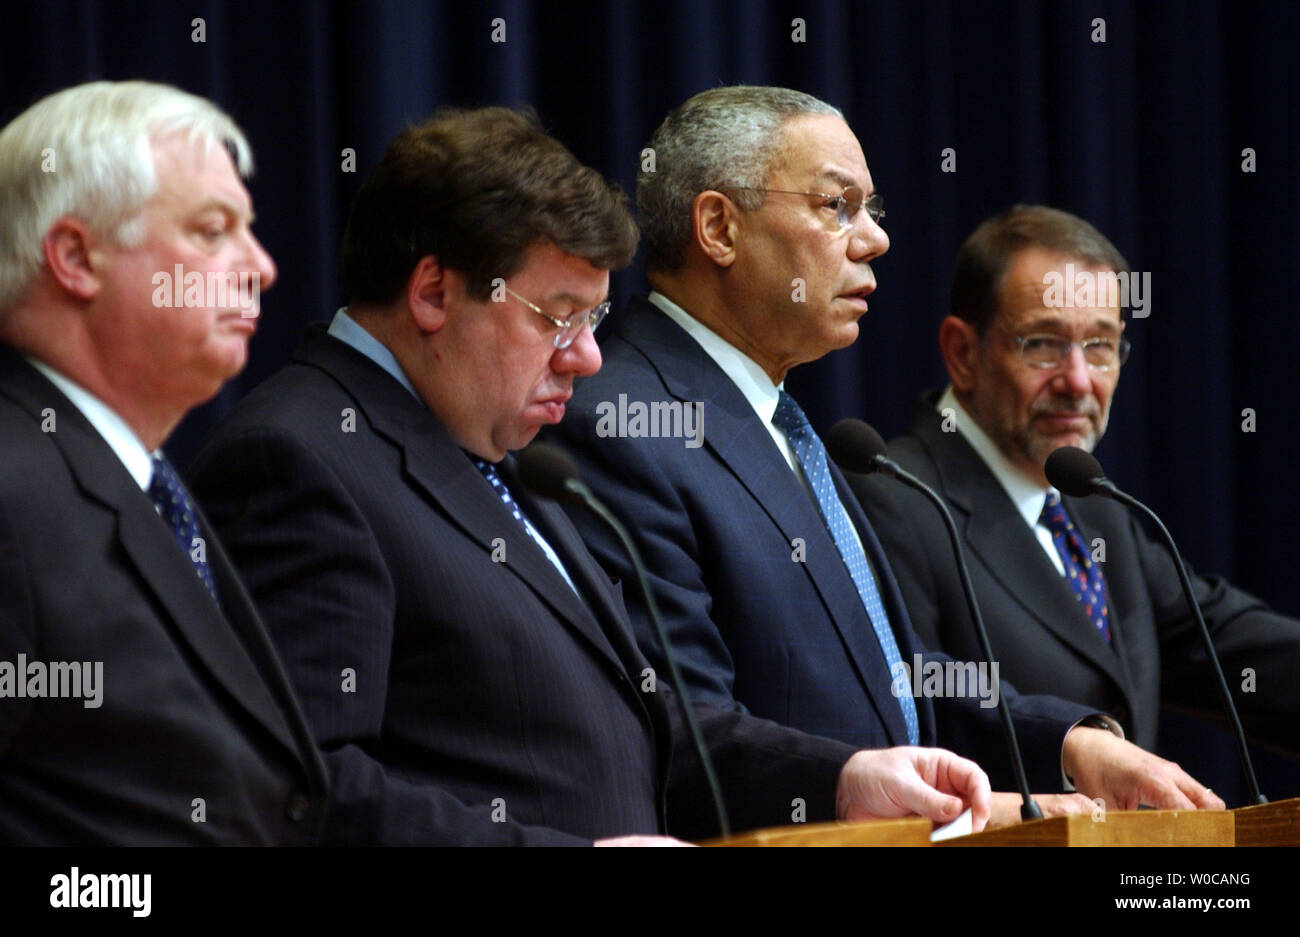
[827,418,1044,821]
[516,443,731,836]
[824,419,890,475]
[514,442,588,504]
[1045,446,1267,804]
[1041,446,1116,498]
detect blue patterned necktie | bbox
[772,391,920,744]
[1040,492,1111,643]
[147,455,219,604]
[474,458,579,596]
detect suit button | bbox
[286,793,312,823]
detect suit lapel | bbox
[612,300,911,745]
[0,349,308,762]
[910,403,1129,689]
[501,460,647,674]
[505,464,669,742]
[202,522,330,788]
[833,467,936,743]
[292,328,634,682]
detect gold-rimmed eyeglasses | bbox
[502,286,611,349]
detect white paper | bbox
[929,807,973,842]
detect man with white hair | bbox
[0,81,328,844]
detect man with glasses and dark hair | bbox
[849,204,1300,778]
[187,106,1019,844]
[547,88,1226,821]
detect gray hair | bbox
[951,204,1131,334]
[637,85,841,273]
[0,81,253,309]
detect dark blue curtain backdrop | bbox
[3,0,1296,796]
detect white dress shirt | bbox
[26,356,154,490]
[935,385,1065,574]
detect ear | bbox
[692,190,740,268]
[406,255,448,334]
[41,217,102,301]
[938,315,981,393]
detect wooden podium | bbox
[705,817,932,846]
[703,798,1300,846]
[937,808,1233,846]
[1232,797,1300,846]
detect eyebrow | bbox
[1017,315,1122,335]
[544,291,611,308]
[813,169,870,194]
[195,197,254,223]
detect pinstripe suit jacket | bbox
[0,346,328,844]
[545,296,1096,793]
[188,326,855,844]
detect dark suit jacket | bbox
[0,346,328,844]
[850,392,1300,755]
[188,325,856,845]
[545,296,1096,793]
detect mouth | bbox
[1034,412,1092,433]
[534,391,572,424]
[222,310,259,333]
[838,282,876,312]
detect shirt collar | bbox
[648,290,784,423]
[936,385,1056,527]
[25,356,154,490]
[327,307,421,401]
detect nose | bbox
[1054,343,1093,396]
[553,321,602,378]
[246,229,277,292]
[847,213,889,262]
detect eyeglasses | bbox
[1005,331,1132,371]
[719,185,885,231]
[502,286,611,349]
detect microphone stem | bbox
[1105,486,1267,804]
[576,486,733,836]
[884,461,1043,820]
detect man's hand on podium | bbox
[1061,726,1227,811]
[988,791,1095,828]
[835,747,992,832]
